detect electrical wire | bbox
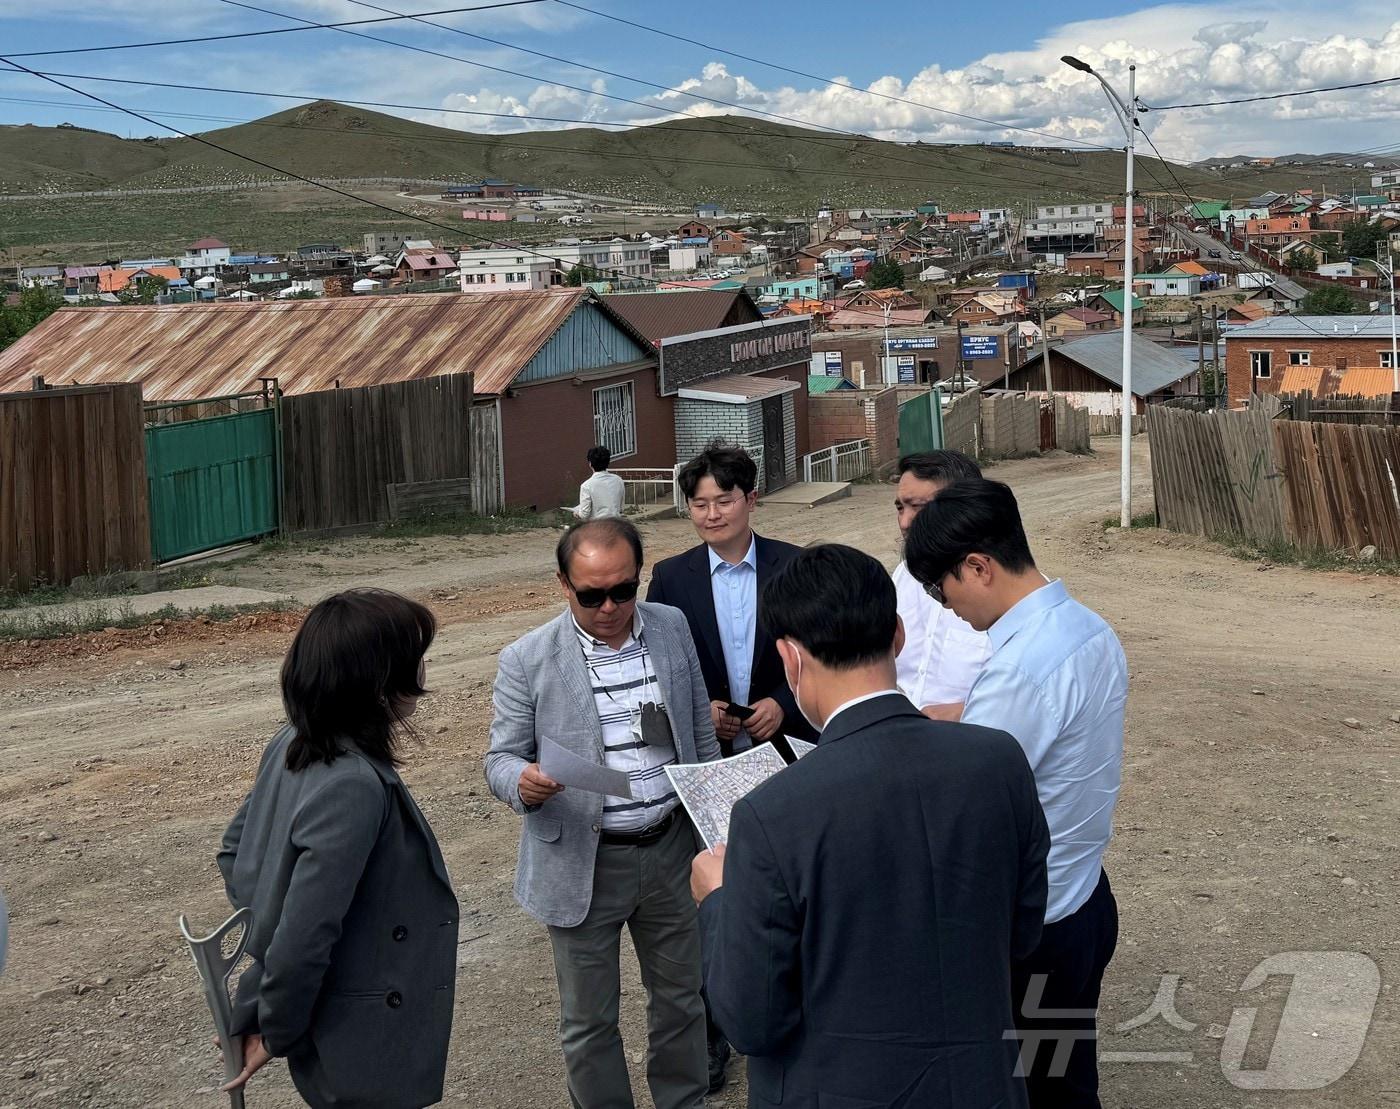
[3,1,544,58]
[552,0,1119,152]
[209,0,1137,190]
[1145,74,1400,111]
[7,71,1134,196]
[0,56,673,288]
[1135,124,1351,342]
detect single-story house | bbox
[1085,289,1144,327]
[826,305,938,331]
[1004,331,1199,411]
[1045,307,1113,338]
[97,265,184,294]
[1135,272,1202,297]
[247,262,291,284]
[394,252,457,283]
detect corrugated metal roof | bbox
[808,374,856,393]
[1028,331,1195,396]
[1277,365,1329,395]
[1337,367,1397,397]
[0,289,603,399]
[602,290,760,343]
[1226,315,1397,339]
[677,373,802,405]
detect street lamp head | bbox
[1061,55,1094,73]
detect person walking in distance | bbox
[890,450,991,721]
[569,445,626,520]
[484,518,718,1109]
[905,478,1126,1109]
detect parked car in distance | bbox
[1229,251,1242,259]
[1207,249,1222,258]
[842,279,866,289]
[1193,225,1207,232]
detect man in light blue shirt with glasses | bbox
[905,477,1126,1109]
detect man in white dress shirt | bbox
[569,445,626,519]
[891,451,991,719]
[905,477,1126,1109]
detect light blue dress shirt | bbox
[710,535,758,751]
[961,579,1126,925]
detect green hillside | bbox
[0,101,1374,264]
[0,100,1277,208]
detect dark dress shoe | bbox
[707,1036,732,1093]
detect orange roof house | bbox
[1336,366,1397,397]
[1165,260,1208,276]
[97,265,183,293]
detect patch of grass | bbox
[375,507,560,539]
[0,570,139,611]
[1102,513,1157,530]
[1220,537,1400,575]
[0,599,297,642]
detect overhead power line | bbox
[1146,73,1400,111]
[15,69,1131,196]
[1134,125,1341,343]
[3,0,545,58]
[0,57,673,289]
[553,0,1119,152]
[211,0,1138,190]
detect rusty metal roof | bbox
[601,290,760,344]
[1336,367,1397,397]
[0,290,592,400]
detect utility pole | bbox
[1037,300,1054,395]
[1195,303,1205,395]
[1211,305,1221,401]
[1063,55,1137,524]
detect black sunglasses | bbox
[921,560,965,606]
[567,578,640,609]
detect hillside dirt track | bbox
[2,439,1398,1108]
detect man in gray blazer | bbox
[485,517,720,1109]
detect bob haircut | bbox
[280,588,436,771]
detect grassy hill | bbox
[4,99,1334,208]
[0,101,1377,263]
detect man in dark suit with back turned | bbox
[647,441,815,758]
[692,544,1050,1109]
[647,441,816,1092]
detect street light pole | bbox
[1063,55,1138,526]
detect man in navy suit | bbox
[692,544,1050,1109]
[646,441,814,1092]
[647,442,815,757]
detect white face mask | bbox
[790,647,821,732]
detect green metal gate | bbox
[145,404,280,563]
[897,388,945,454]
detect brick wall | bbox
[808,394,870,452]
[1224,335,1393,408]
[862,388,899,469]
[502,369,673,509]
[674,398,752,467]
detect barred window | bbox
[593,382,636,460]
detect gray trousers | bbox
[547,816,708,1109]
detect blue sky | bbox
[2,0,1400,160]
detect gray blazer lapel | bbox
[551,614,606,760]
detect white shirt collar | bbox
[824,688,903,730]
[708,532,758,574]
[571,605,645,651]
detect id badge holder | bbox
[636,702,675,749]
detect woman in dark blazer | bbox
[216,588,459,1108]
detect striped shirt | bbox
[573,611,679,832]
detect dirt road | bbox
[2,442,1397,1107]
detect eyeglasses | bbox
[921,561,964,606]
[567,577,640,609]
[688,496,744,513]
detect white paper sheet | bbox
[665,743,788,849]
[538,736,633,798]
[786,736,817,759]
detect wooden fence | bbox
[281,373,474,535]
[0,383,151,591]
[1146,405,1400,557]
[1276,391,1398,426]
